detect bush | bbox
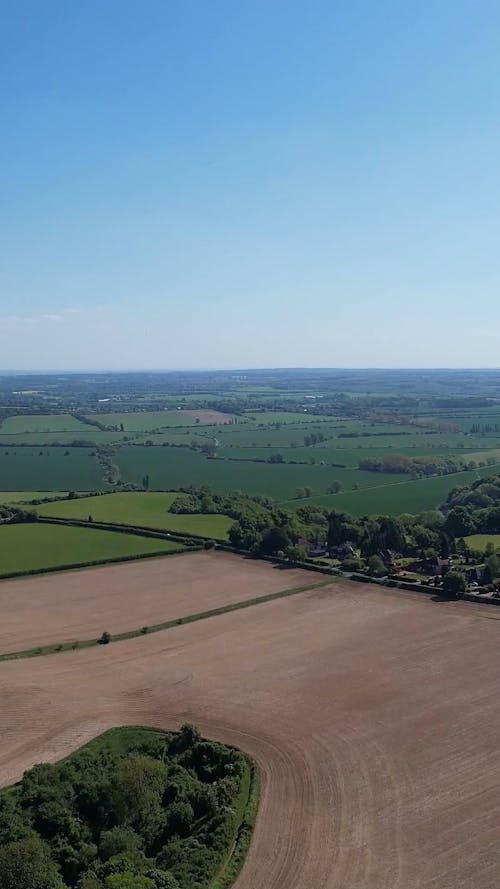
[98,631,111,645]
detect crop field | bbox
[0,429,126,446]
[295,462,500,515]
[1,571,500,887]
[0,490,67,504]
[0,414,92,434]
[0,522,182,577]
[242,410,332,424]
[38,491,234,538]
[92,409,235,430]
[0,550,312,655]
[464,534,500,551]
[115,445,408,499]
[221,442,487,466]
[0,447,105,490]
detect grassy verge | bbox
[0,577,335,662]
[210,757,260,889]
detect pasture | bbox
[464,534,500,552]
[0,522,182,576]
[0,491,67,504]
[0,414,91,434]
[1,575,500,887]
[0,447,105,490]
[38,491,234,539]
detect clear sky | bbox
[1,1,499,371]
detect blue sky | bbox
[1,0,499,370]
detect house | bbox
[329,542,355,559]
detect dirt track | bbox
[1,576,500,887]
[0,552,312,653]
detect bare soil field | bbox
[1,578,500,888]
[0,551,313,654]
[185,409,234,424]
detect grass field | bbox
[0,491,68,504]
[38,492,234,539]
[0,448,105,490]
[0,523,183,575]
[464,534,500,552]
[91,409,235,430]
[0,430,127,446]
[0,414,91,434]
[114,445,408,499]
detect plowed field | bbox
[0,551,312,654]
[0,572,499,888]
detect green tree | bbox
[444,507,475,538]
[442,570,466,599]
[99,828,143,862]
[0,836,65,889]
[145,870,180,889]
[114,756,168,840]
[327,512,344,551]
[286,545,308,565]
[367,554,386,576]
[260,526,290,555]
[105,875,154,889]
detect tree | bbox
[99,828,143,862]
[114,756,168,839]
[145,870,180,889]
[0,836,65,889]
[260,526,290,555]
[439,532,451,558]
[367,554,386,576]
[105,876,154,889]
[327,512,344,551]
[484,553,500,583]
[286,545,308,565]
[442,570,466,599]
[142,474,150,491]
[326,481,342,494]
[444,506,475,538]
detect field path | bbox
[1,581,500,887]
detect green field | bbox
[0,430,127,446]
[464,534,500,552]
[0,414,91,434]
[38,492,234,539]
[242,410,330,424]
[114,445,408,500]
[0,491,68,504]
[0,523,183,574]
[292,463,500,516]
[0,448,105,490]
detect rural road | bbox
[0,581,499,888]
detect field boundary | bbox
[0,577,334,662]
[38,515,228,543]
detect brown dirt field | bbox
[1,579,500,887]
[0,551,313,654]
[184,409,233,424]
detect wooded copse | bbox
[0,726,254,889]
